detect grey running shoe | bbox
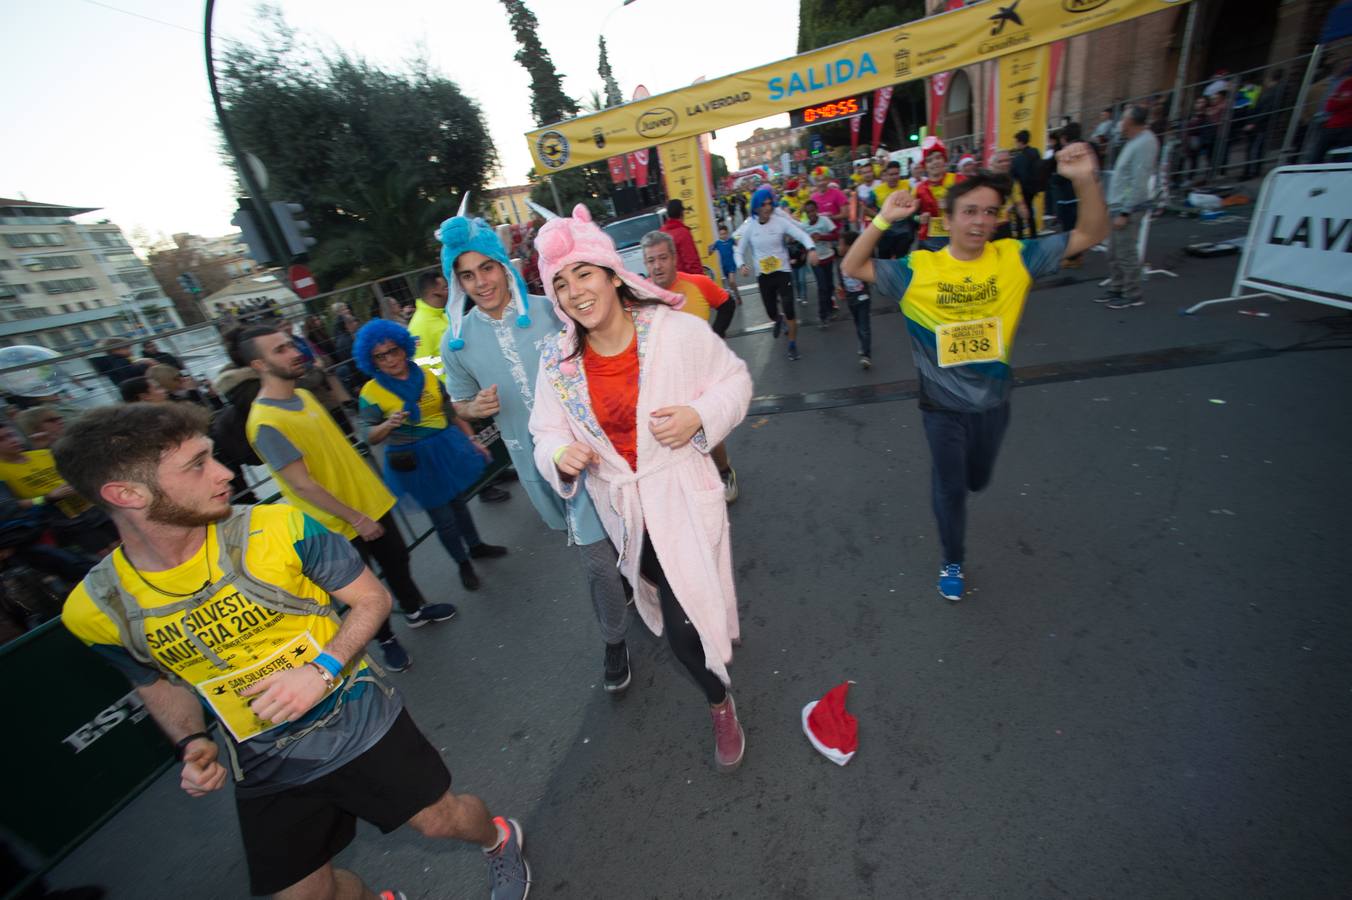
[486,817,531,900]
[721,467,739,504]
[604,641,631,694]
[1104,296,1145,310]
[859,355,872,369]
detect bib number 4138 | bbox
[936,317,1002,368]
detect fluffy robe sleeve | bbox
[528,351,582,500]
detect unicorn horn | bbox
[456,192,471,218]
[526,200,559,221]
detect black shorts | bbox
[236,709,452,896]
[756,271,796,322]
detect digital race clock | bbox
[789,94,870,129]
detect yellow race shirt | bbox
[246,389,394,540]
[919,173,961,238]
[0,449,91,518]
[872,179,912,208]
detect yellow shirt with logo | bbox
[357,365,449,435]
[246,389,394,540]
[406,299,448,371]
[0,449,91,518]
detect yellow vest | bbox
[246,389,393,539]
[406,299,448,369]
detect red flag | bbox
[850,115,861,152]
[631,150,649,188]
[871,86,893,152]
[608,156,627,185]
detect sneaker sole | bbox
[604,669,632,694]
[405,610,458,628]
[1105,301,1145,309]
[937,586,963,602]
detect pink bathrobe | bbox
[529,304,752,684]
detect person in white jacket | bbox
[733,186,818,360]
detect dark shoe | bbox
[604,641,631,694]
[1104,296,1145,310]
[772,316,784,339]
[787,344,801,361]
[480,485,511,503]
[459,560,481,591]
[379,637,411,672]
[405,602,458,628]
[1093,292,1122,304]
[470,542,509,559]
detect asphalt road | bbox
[46,215,1352,899]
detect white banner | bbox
[1238,164,1352,306]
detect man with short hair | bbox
[56,402,530,900]
[408,271,451,364]
[642,230,740,502]
[800,201,840,326]
[240,326,455,673]
[871,161,915,259]
[440,214,637,693]
[1098,105,1160,310]
[841,143,1107,602]
[659,199,704,276]
[1009,130,1043,239]
[988,150,1030,240]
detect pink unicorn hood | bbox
[535,203,684,340]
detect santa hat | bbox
[921,135,948,161]
[534,204,683,344]
[801,681,859,766]
[957,155,976,168]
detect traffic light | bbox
[232,199,278,266]
[909,133,919,141]
[270,201,317,257]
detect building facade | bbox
[736,127,797,169]
[0,199,181,352]
[484,185,535,225]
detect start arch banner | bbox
[527,0,1192,173]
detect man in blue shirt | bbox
[707,223,742,306]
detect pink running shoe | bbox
[710,693,746,772]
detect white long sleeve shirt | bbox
[733,212,815,276]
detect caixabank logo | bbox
[981,0,1032,54]
[1062,0,1111,11]
[537,130,570,169]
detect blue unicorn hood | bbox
[436,193,532,352]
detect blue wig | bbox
[353,319,426,423]
[353,319,416,377]
[750,186,776,214]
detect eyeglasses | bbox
[372,347,405,362]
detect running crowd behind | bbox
[3,123,1120,897]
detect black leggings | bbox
[351,512,428,643]
[640,537,727,705]
[756,271,796,322]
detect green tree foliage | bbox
[498,0,579,127]
[797,0,926,53]
[598,37,624,108]
[796,0,929,151]
[711,154,729,185]
[217,12,494,287]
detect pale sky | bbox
[0,0,798,243]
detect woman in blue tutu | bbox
[354,320,508,591]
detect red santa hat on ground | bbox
[801,681,859,766]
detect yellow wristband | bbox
[32,496,46,507]
[552,445,568,465]
[871,214,892,232]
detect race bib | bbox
[936,317,1002,368]
[758,255,782,274]
[197,630,330,742]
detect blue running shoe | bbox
[486,817,531,900]
[937,564,964,602]
[379,637,412,672]
[405,603,458,628]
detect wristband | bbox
[552,445,568,465]
[313,652,342,678]
[305,660,336,689]
[175,731,212,761]
[31,496,45,506]
[871,214,892,232]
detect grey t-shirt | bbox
[250,395,307,469]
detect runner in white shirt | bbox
[733,186,817,360]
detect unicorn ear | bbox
[526,200,559,221]
[572,203,593,224]
[456,192,471,218]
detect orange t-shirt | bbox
[584,333,640,471]
[670,272,730,322]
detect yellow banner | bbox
[659,136,719,274]
[528,0,1190,173]
[998,43,1051,234]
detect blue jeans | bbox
[847,292,871,356]
[426,497,482,563]
[920,402,1011,566]
[791,264,807,300]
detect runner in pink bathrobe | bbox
[527,204,754,772]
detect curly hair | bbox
[353,318,417,376]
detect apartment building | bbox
[0,199,181,352]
